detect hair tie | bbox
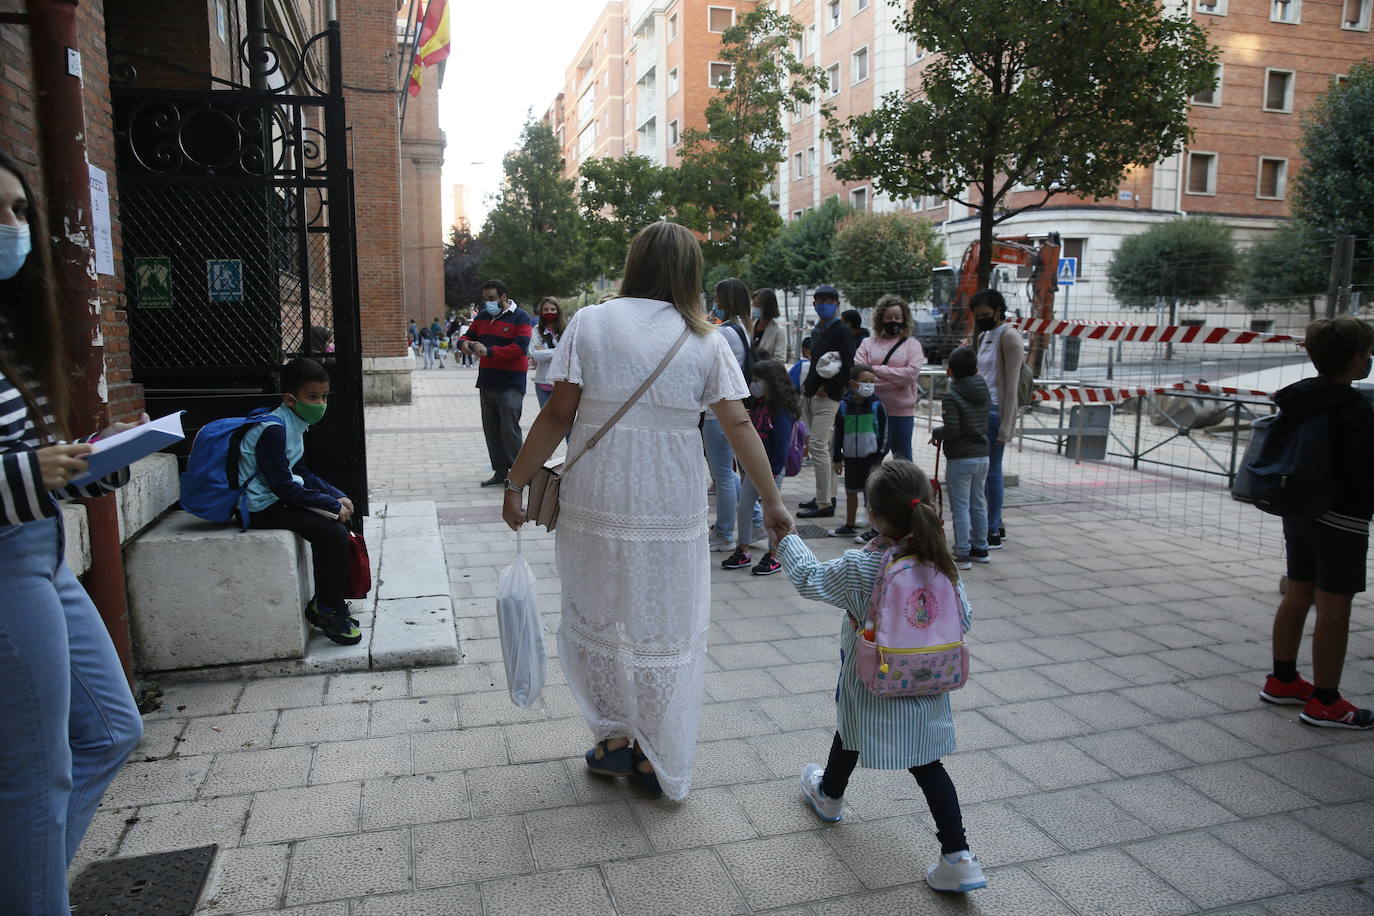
[911,498,922,508]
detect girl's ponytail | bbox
[866,459,959,584]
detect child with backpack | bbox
[238,358,360,645]
[1258,316,1374,729]
[776,459,985,893]
[830,365,888,541]
[722,360,804,576]
[931,347,991,570]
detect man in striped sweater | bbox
[460,279,534,487]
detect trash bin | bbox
[1062,336,1082,373]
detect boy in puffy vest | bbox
[237,357,360,645]
[830,364,888,539]
[1261,316,1374,729]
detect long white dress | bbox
[546,297,748,800]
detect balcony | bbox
[628,0,671,33]
[635,95,657,129]
[634,38,658,82]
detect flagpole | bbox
[396,0,420,92]
[398,0,424,125]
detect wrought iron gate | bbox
[110,25,367,516]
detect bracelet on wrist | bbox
[503,478,524,493]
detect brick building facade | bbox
[399,27,446,331]
[548,0,1371,302]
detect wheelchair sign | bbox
[207,259,244,302]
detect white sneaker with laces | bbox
[925,851,988,893]
[799,763,843,822]
[708,531,736,552]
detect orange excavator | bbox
[946,232,1061,374]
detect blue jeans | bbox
[422,340,436,368]
[535,385,552,409]
[737,472,783,547]
[946,456,990,556]
[0,515,142,914]
[703,415,740,540]
[986,408,1005,533]
[888,415,914,462]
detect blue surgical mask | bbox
[751,307,763,321]
[484,301,501,317]
[711,305,725,320]
[815,302,838,322]
[0,224,32,281]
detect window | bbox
[1271,0,1300,22]
[806,146,817,176]
[794,34,806,58]
[1193,63,1222,106]
[826,63,840,97]
[1195,0,1227,13]
[708,6,735,32]
[793,151,805,180]
[1061,238,1086,275]
[709,62,733,89]
[668,13,678,39]
[578,124,597,157]
[668,119,680,147]
[852,47,869,84]
[906,41,926,65]
[1257,157,1287,199]
[1186,152,1217,195]
[668,67,679,96]
[792,209,804,221]
[216,0,228,41]
[850,187,869,210]
[1264,69,1294,112]
[824,137,838,162]
[827,0,841,31]
[1343,0,1372,29]
[856,0,870,9]
[806,25,817,55]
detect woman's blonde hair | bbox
[874,293,912,339]
[619,222,713,335]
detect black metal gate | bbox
[110,25,367,516]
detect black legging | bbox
[248,501,349,613]
[819,732,968,855]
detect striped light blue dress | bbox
[777,533,973,769]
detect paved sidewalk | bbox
[84,366,1374,915]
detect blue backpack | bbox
[1244,409,1334,517]
[180,409,285,529]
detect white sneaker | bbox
[800,763,843,822]
[708,531,736,552]
[926,851,988,893]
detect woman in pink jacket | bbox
[856,294,924,461]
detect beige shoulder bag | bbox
[525,325,693,531]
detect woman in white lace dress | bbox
[502,223,793,800]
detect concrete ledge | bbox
[65,453,183,577]
[126,511,311,672]
[371,596,459,668]
[363,356,414,406]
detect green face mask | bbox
[290,399,327,425]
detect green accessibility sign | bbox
[135,256,173,308]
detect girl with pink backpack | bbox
[775,459,986,894]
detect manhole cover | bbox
[70,844,217,916]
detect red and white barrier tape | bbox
[1031,381,1276,404]
[1012,318,1299,346]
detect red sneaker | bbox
[1300,696,1374,729]
[1259,674,1314,706]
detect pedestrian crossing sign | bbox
[1057,257,1077,286]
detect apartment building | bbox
[549,0,1369,292]
[545,2,629,173]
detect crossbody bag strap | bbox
[562,324,693,477]
[882,338,906,365]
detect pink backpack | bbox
[854,544,968,697]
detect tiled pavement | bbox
[81,367,1374,915]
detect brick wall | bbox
[0,0,144,422]
[400,66,445,324]
[341,1,405,358]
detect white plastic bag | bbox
[495,533,546,707]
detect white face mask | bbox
[0,223,32,281]
[749,381,766,399]
[855,382,876,398]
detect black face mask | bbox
[974,316,998,333]
[882,322,903,336]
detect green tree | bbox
[829,0,1217,290]
[1107,218,1237,356]
[1292,63,1374,241]
[831,211,945,311]
[577,154,676,277]
[480,118,591,302]
[676,7,827,271]
[1240,223,1330,321]
[443,218,487,313]
[746,198,850,292]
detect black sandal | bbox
[629,748,663,798]
[584,739,634,776]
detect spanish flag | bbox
[407,0,450,97]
